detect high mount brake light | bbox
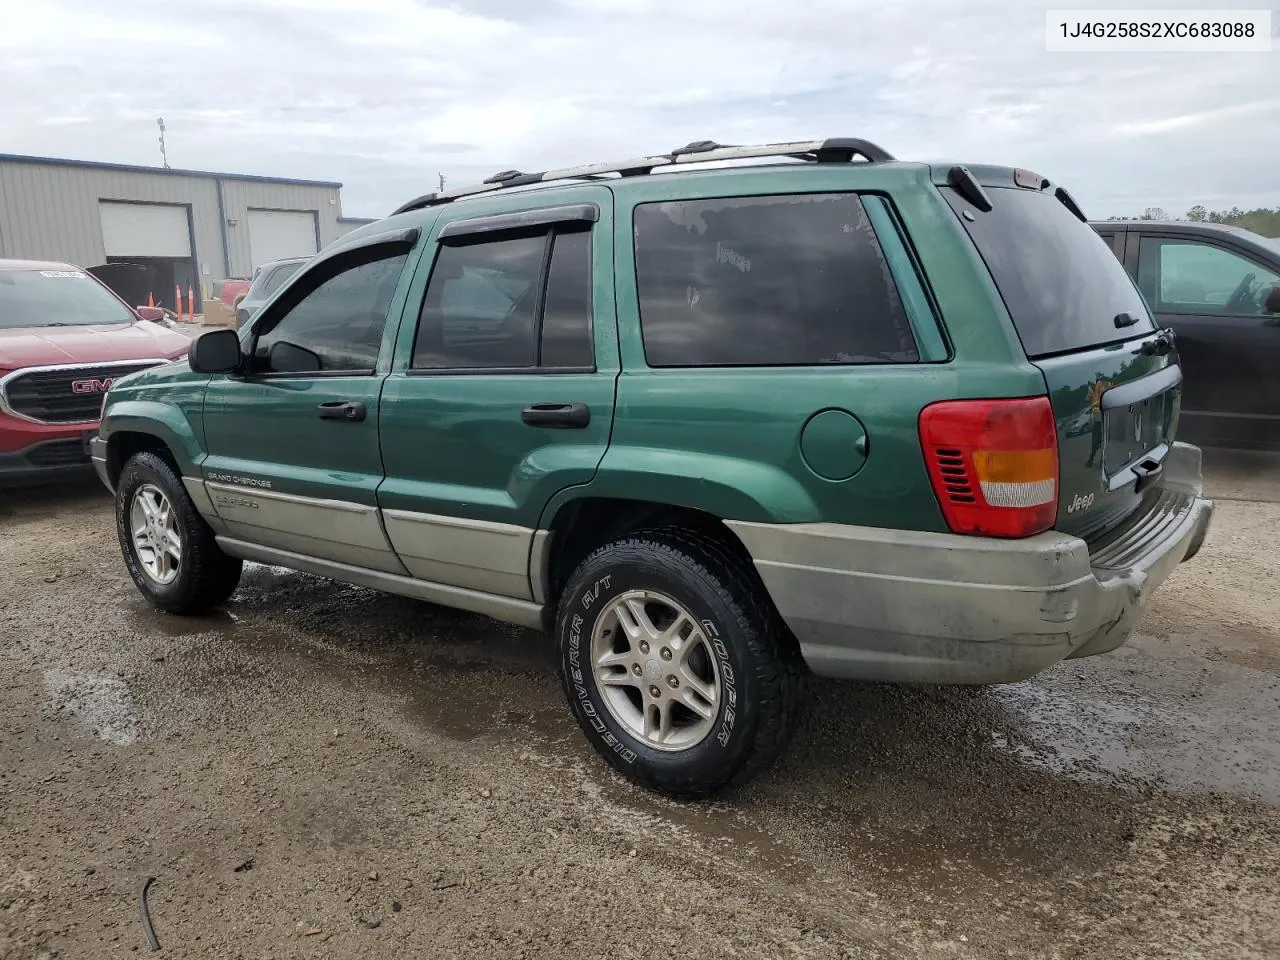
[919,397,1059,538]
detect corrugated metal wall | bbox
[0,158,355,281]
[0,161,220,273]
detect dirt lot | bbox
[2,451,1279,960]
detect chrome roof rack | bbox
[391,138,895,216]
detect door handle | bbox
[1139,328,1177,356]
[317,400,367,422]
[521,402,590,429]
[1131,457,1163,494]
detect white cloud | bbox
[0,0,1276,219]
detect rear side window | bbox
[540,231,595,368]
[633,194,919,367]
[412,226,595,371]
[944,187,1154,357]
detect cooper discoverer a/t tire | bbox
[556,527,803,797]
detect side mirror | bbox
[1266,284,1280,314]
[268,340,322,374]
[190,329,243,374]
[135,305,166,322]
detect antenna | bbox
[438,172,446,192]
[157,117,170,169]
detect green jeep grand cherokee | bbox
[92,139,1214,797]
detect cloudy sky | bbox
[2,0,1277,220]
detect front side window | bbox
[633,193,918,367]
[0,269,135,329]
[412,226,595,371]
[253,251,407,374]
[1138,238,1280,316]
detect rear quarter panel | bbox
[587,165,1047,530]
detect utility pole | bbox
[157,117,170,169]
[438,172,446,192]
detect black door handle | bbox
[522,402,590,428]
[1132,457,1163,494]
[317,400,366,422]
[1139,328,1177,356]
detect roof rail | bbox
[390,137,895,216]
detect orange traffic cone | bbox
[175,285,184,322]
[147,292,155,308]
[187,286,195,323]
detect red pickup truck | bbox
[0,259,192,485]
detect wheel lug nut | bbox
[660,648,672,661]
[666,675,679,688]
[639,641,650,654]
[631,664,642,676]
[648,685,661,698]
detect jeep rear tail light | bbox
[918,397,1058,538]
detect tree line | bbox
[1105,206,1280,237]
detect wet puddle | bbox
[991,638,1280,805]
[42,667,140,745]
[98,563,1280,902]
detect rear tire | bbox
[556,527,803,798]
[115,452,241,614]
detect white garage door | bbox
[99,202,191,258]
[248,210,318,268]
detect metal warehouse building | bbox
[0,153,373,311]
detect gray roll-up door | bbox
[99,202,191,257]
[247,209,318,268]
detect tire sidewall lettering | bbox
[703,620,737,746]
[566,603,632,759]
[563,572,737,763]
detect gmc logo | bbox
[70,378,113,394]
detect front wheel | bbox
[556,528,803,797]
[115,451,242,614]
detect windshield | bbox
[943,185,1156,357]
[0,269,135,329]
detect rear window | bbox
[633,193,919,367]
[944,186,1154,357]
[0,269,134,329]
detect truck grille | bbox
[24,439,90,468]
[0,362,162,424]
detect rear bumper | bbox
[726,442,1214,684]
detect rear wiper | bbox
[1055,186,1088,223]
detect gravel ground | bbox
[2,450,1278,959]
